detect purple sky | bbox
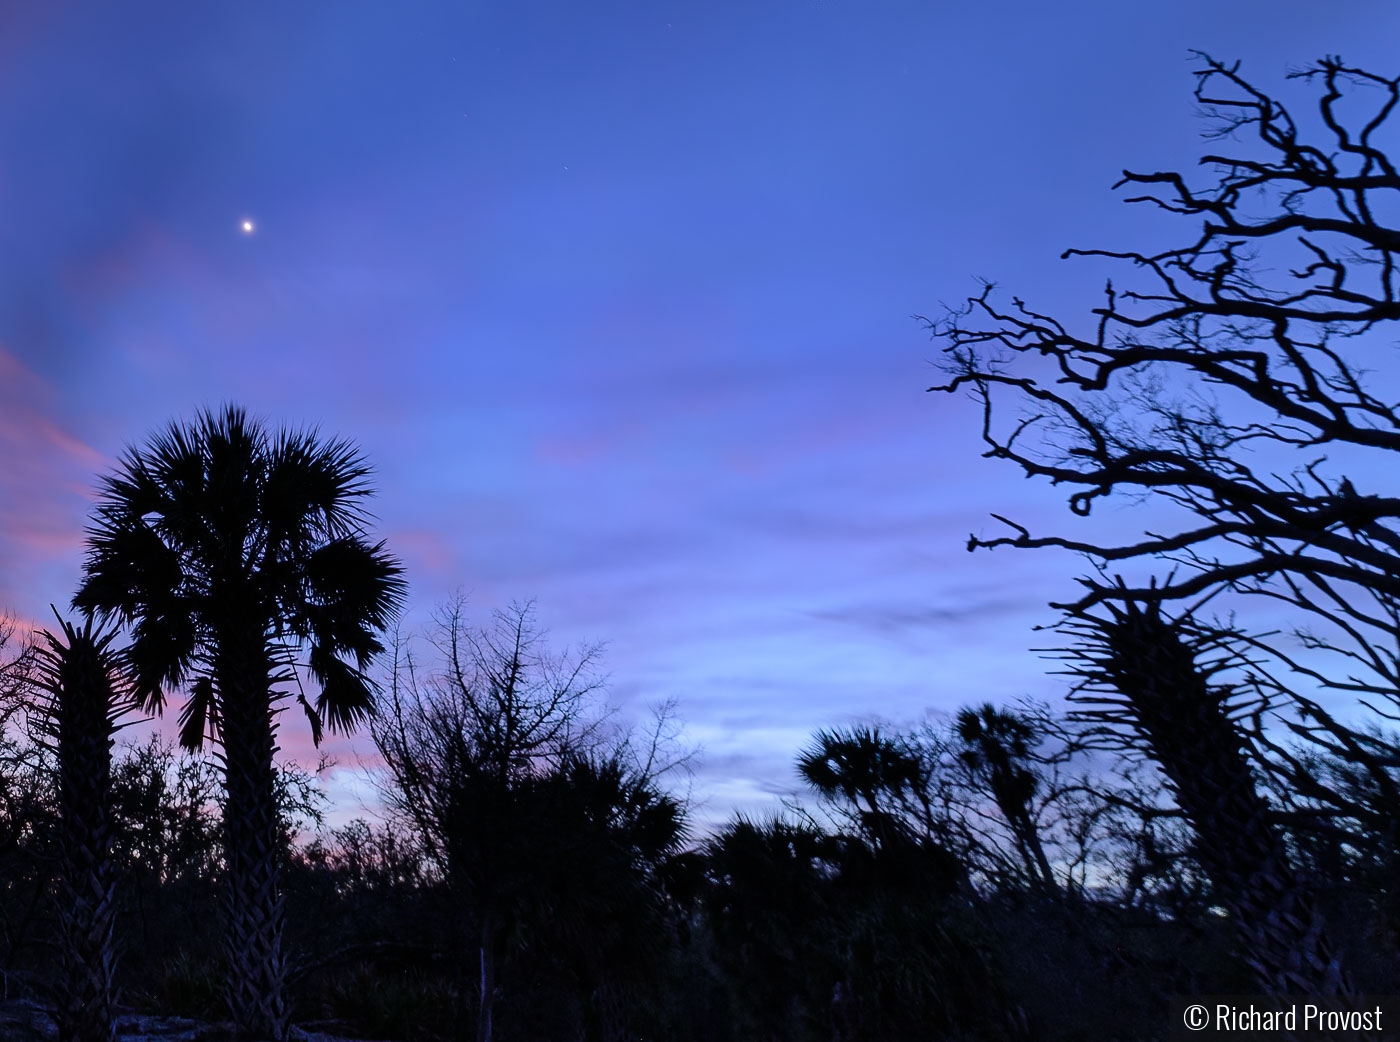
[3,2,1397,829]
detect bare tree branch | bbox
[928,53,1400,727]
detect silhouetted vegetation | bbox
[929,48,1400,1011]
[73,405,407,1040]
[9,658,1396,1040]
[4,51,1400,1041]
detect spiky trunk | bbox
[1070,602,1351,998]
[217,629,289,1042]
[42,620,123,1042]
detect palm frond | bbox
[264,425,374,546]
[308,644,376,738]
[74,519,188,620]
[292,538,407,662]
[75,402,405,788]
[31,611,135,728]
[178,676,217,750]
[296,692,324,747]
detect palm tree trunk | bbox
[217,637,289,1042]
[1071,602,1352,998]
[1007,810,1057,894]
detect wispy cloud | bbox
[0,344,110,619]
[807,595,1038,635]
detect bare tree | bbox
[929,53,1400,728]
[372,596,608,857]
[0,615,54,976]
[371,597,692,1042]
[927,56,1400,952]
[0,614,36,712]
[415,596,606,779]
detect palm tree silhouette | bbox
[73,405,406,1041]
[797,725,924,851]
[532,752,689,1042]
[33,613,134,1042]
[953,704,1057,893]
[704,817,843,1037]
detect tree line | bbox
[4,597,1397,1040]
[3,50,1400,1041]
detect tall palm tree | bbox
[33,613,134,1042]
[954,704,1057,893]
[73,405,406,1041]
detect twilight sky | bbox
[2,2,1397,830]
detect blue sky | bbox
[3,1,1397,829]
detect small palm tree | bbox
[538,752,688,1041]
[797,725,925,851]
[32,612,135,1042]
[704,817,844,1037]
[73,405,406,1041]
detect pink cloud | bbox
[386,526,459,577]
[33,414,108,470]
[0,343,109,466]
[2,526,86,559]
[63,215,215,302]
[0,609,48,646]
[0,343,109,616]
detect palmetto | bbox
[73,405,406,1041]
[797,725,926,851]
[33,614,133,1042]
